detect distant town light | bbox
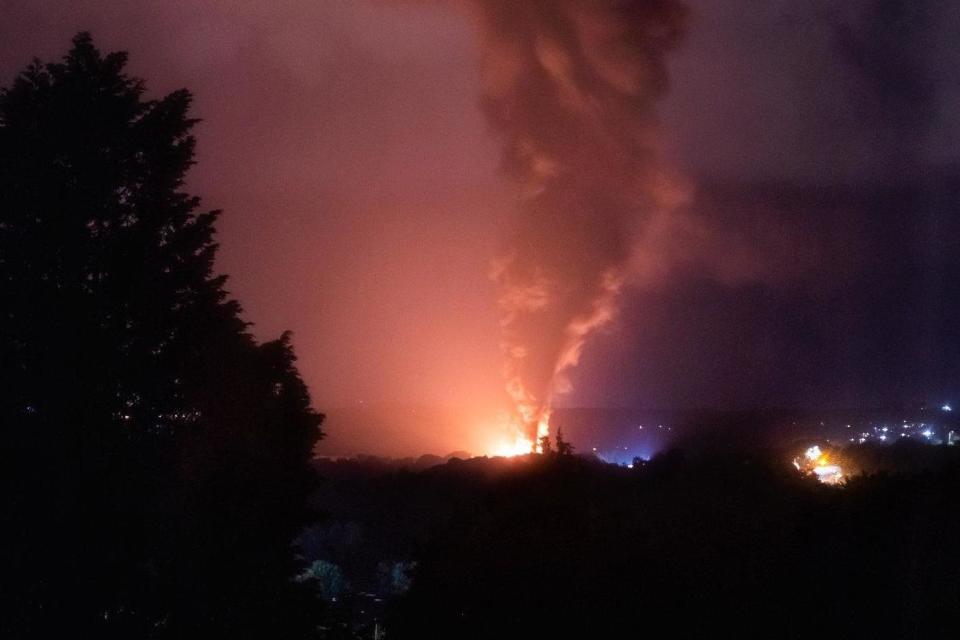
[942,404,952,412]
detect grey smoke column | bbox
[468,0,689,444]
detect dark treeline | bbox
[310,445,960,639]
[1,35,323,637]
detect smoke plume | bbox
[466,0,689,446]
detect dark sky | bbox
[2,1,959,455]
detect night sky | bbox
[3,1,959,455]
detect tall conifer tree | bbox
[1,33,324,637]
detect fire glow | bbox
[486,413,550,457]
[794,445,844,485]
[488,431,536,458]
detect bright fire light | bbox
[813,464,843,485]
[795,444,844,485]
[484,413,550,457]
[488,433,535,457]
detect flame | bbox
[812,464,843,485]
[488,432,536,457]
[484,411,550,457]
[794,445,844,485]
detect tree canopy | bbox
[1,33,323,637]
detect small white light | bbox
[942,404,952,412]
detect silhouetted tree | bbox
[554,427,574,456]
[0,33,323,637]
[538,434,553,454]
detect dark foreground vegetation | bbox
[1,36,323,637]
[311,443,960,639]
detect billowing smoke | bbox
[466,0,689,447]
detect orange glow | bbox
[794,445,844,485]
[488,432,535,457]
[483,412,550,457]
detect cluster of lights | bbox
[849,421,942,445]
